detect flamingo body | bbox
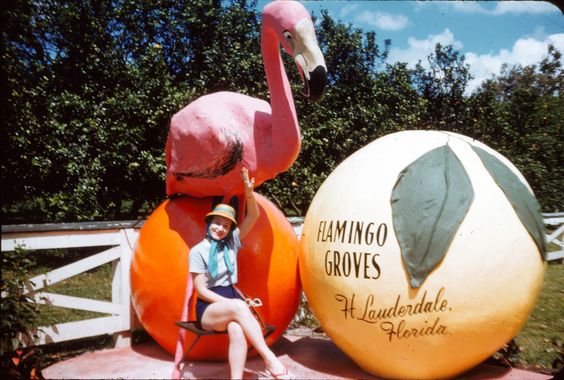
[166,91,282,197]
[165,0,326,198]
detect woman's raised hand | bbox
[239,167,259,238]
[241,167,255,195]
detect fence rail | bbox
[1,214,562,348]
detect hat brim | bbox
[205,211,237,226]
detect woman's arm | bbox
[238,167,259,239]
[192,272,228,303]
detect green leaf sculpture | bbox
[471,146,547,259]
[391,144,474,288]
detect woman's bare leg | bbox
[227,321,247,379]
[201,299,286,374]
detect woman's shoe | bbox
[265,366,294,379]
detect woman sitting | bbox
[189,167,292,379]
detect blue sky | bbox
[256,1,563,93]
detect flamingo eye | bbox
[282,30,294,50]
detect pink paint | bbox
[165,0,326,198]
[43,340,552,379]
[172,265,193,379]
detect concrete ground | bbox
[43,332,552,379]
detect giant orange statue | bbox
[131,195,300,357]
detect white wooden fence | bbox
[544,212,564,261]
[1,221,141,348]
[1,214,562,348]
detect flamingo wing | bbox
[166,92,272,197]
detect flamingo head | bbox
[264,0,327,101]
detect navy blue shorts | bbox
[195,285,243,321]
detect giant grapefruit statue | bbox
[299,130,546,379]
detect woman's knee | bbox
[229,299,251,318]
[227,321,245,342]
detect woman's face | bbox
[209,215,233,240]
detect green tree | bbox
[1,0,53,221]
[2,0,264,222]
[2,1,561,221]
[412,43,473,133]
[468,45,563,211]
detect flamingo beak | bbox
[293,19,327,101]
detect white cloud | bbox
[491,1,560,14]
[388,29,564,94]
[448,2,488,14]
[448,1,560,15]
[339,4,359,18]
[388,29,463,67]
[465,33,564,92]
[355,10,409,31]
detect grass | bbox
[34,264,113,326]
[5,249,563,375]
[29,248,113,326]
[510,262,564,373]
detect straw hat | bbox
[205,203,237,225]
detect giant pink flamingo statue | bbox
[165,0,326,199]
[165,3,324,376]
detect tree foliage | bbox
[1,246,38,356]
[467,46,563,211]
[412,43,473,132]
[2,0,263,222]
[2,0,562,223]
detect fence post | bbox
[111,228,135,348]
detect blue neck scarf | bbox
[206,224,234,279]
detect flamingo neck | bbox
[261,21,300,170]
